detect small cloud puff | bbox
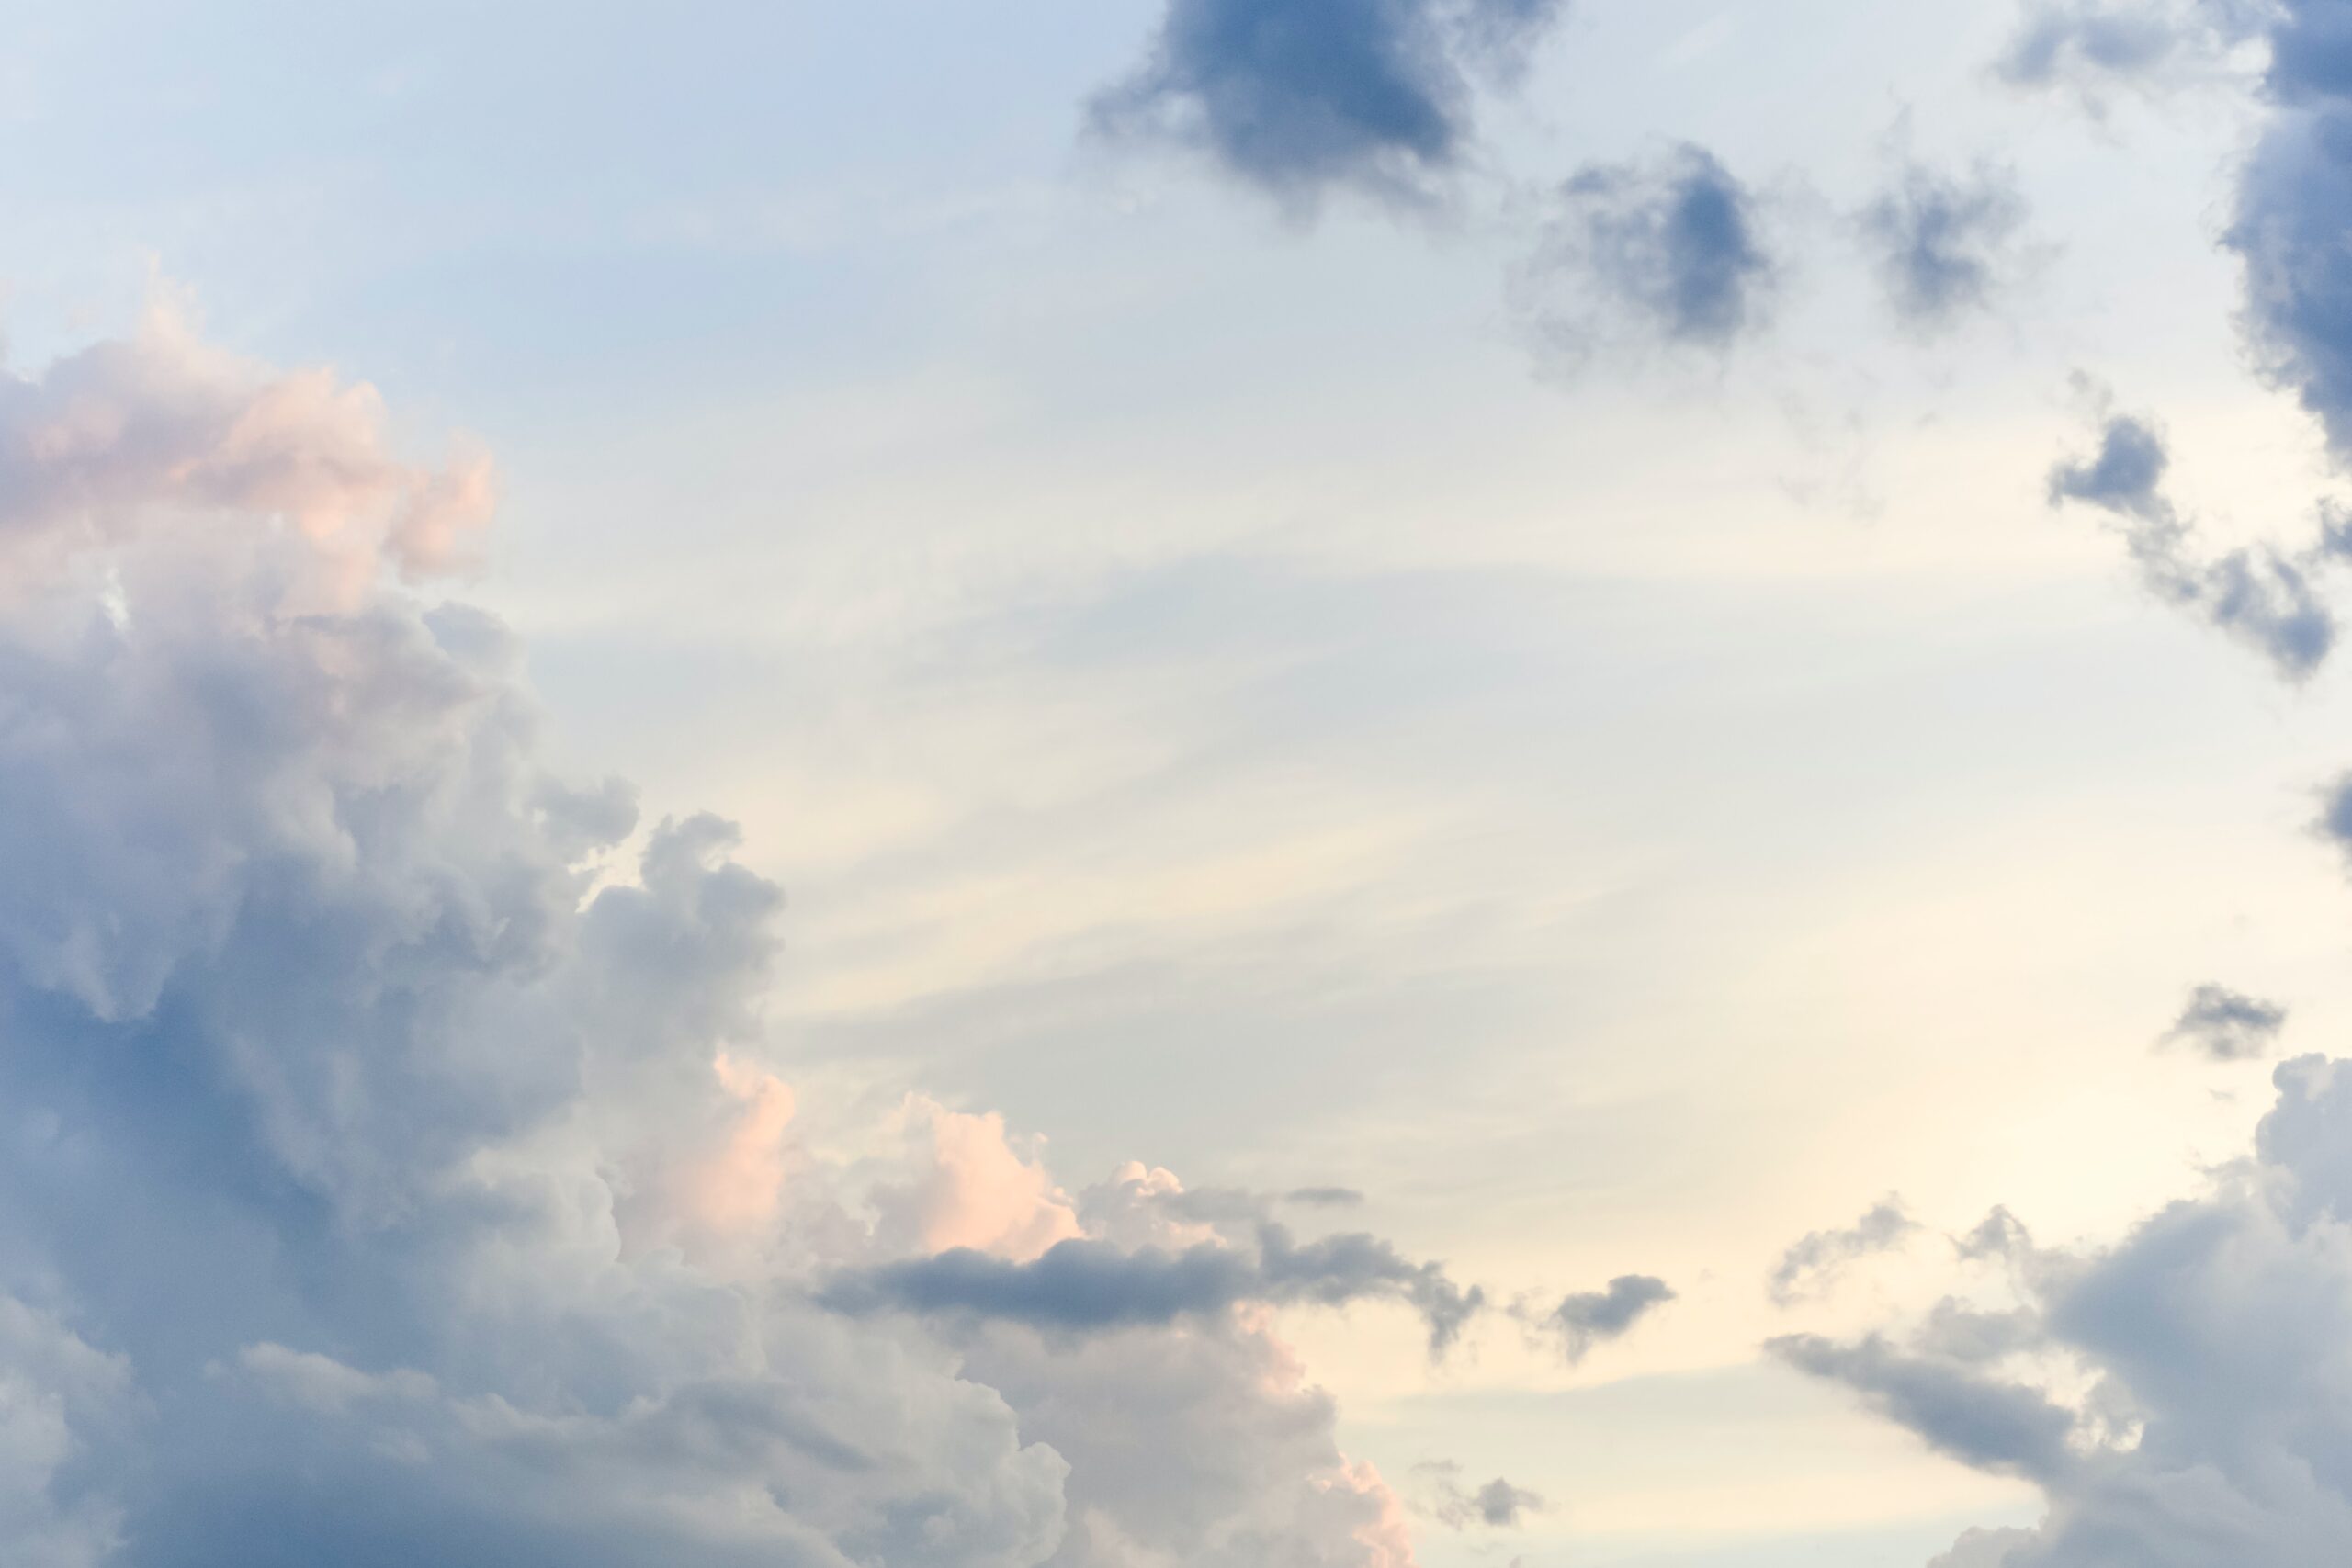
[1513,143,1775,367]
[1769,1199,1918,1305]
[1520,1273,1676,1364]
[1412,1460,1546,1529]
[2161,983,2289,1061]
[2046,400,2342,680]
[1860,159,2030,330]
[1091,0,1569,209]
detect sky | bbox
[8,1,2352,1564]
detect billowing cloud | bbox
[2231,0,2352,465]
[2046,405,2342,679]
[874,1097,1085,1262]
[1522,1273,1676,1363]
[2160,983,2289,1061]
[1785,1052,2352,1564]
[1090,0,1569,208]
[1769,1199,1918,1305]
[0,304,1439,1568]
[0,294,491,602]
[820,1222,1486,1356]
[1513,143,1775,362]
[1860,160,2030,329]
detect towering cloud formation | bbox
[1091,0,1568,207]
[0,302,1451,1568]
[1785,1053,2352,1564]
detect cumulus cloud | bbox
[1090,0,1569,208]
[2160,983,2289,1061]
[1769,1199,1919,1305]
[1513,143,1775,363]
[0,303,1441,1568]
[1859,160,2030,329]
[2231,0,2352,467]
[2046,404,2344,679]
[820,1222,1486,1356]
[1410,1461,1544,1529]
[0,293,491,601]
[1521,1274,1676,1363]
[1786,1053,2352,1564]
[873,1097,1085,1262]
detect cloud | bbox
[2161,983,2289,1061]
[820,1222,1486,1356]
[0,293,490,599]
[1090,0,1569,208]
[1411,1461,1545,1529]
[1859,160,2030,329]
[1788,1053,2352,1564]
[1994,0,2266,97]
[1766,1333,2079,1482]
[1522,1274,1676,1363]
[0,302,1435,1568]
[1513,143,1775,363]
[1769,1199,1918,1305]
[872,1096,1084,1262]
[2046,404,2342,679]
[1286,1185,1368,1208]
[2232,6,2352,468]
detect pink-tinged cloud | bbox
[883,1096,1085,1261]
[690,1052,797,1233]
[0,293,492,603]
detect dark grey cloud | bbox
[1514,144,1775,360]
[1091,0,1569,207]
[1412,1461,1545,1529]
[2047,407,2341,679]
[1769,1199,1917,1305]
[2321,772,2352,863]
[1767,1332,2079,1482]
[2162,983,2290,1061]
[2233,4,2352,466]
[1860,161,2030,329]
[821,1223,1486,1355]
[1523,1274,1675,1363]
[1793,1053,2352,1564]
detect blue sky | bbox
[6,3,2352,1566]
